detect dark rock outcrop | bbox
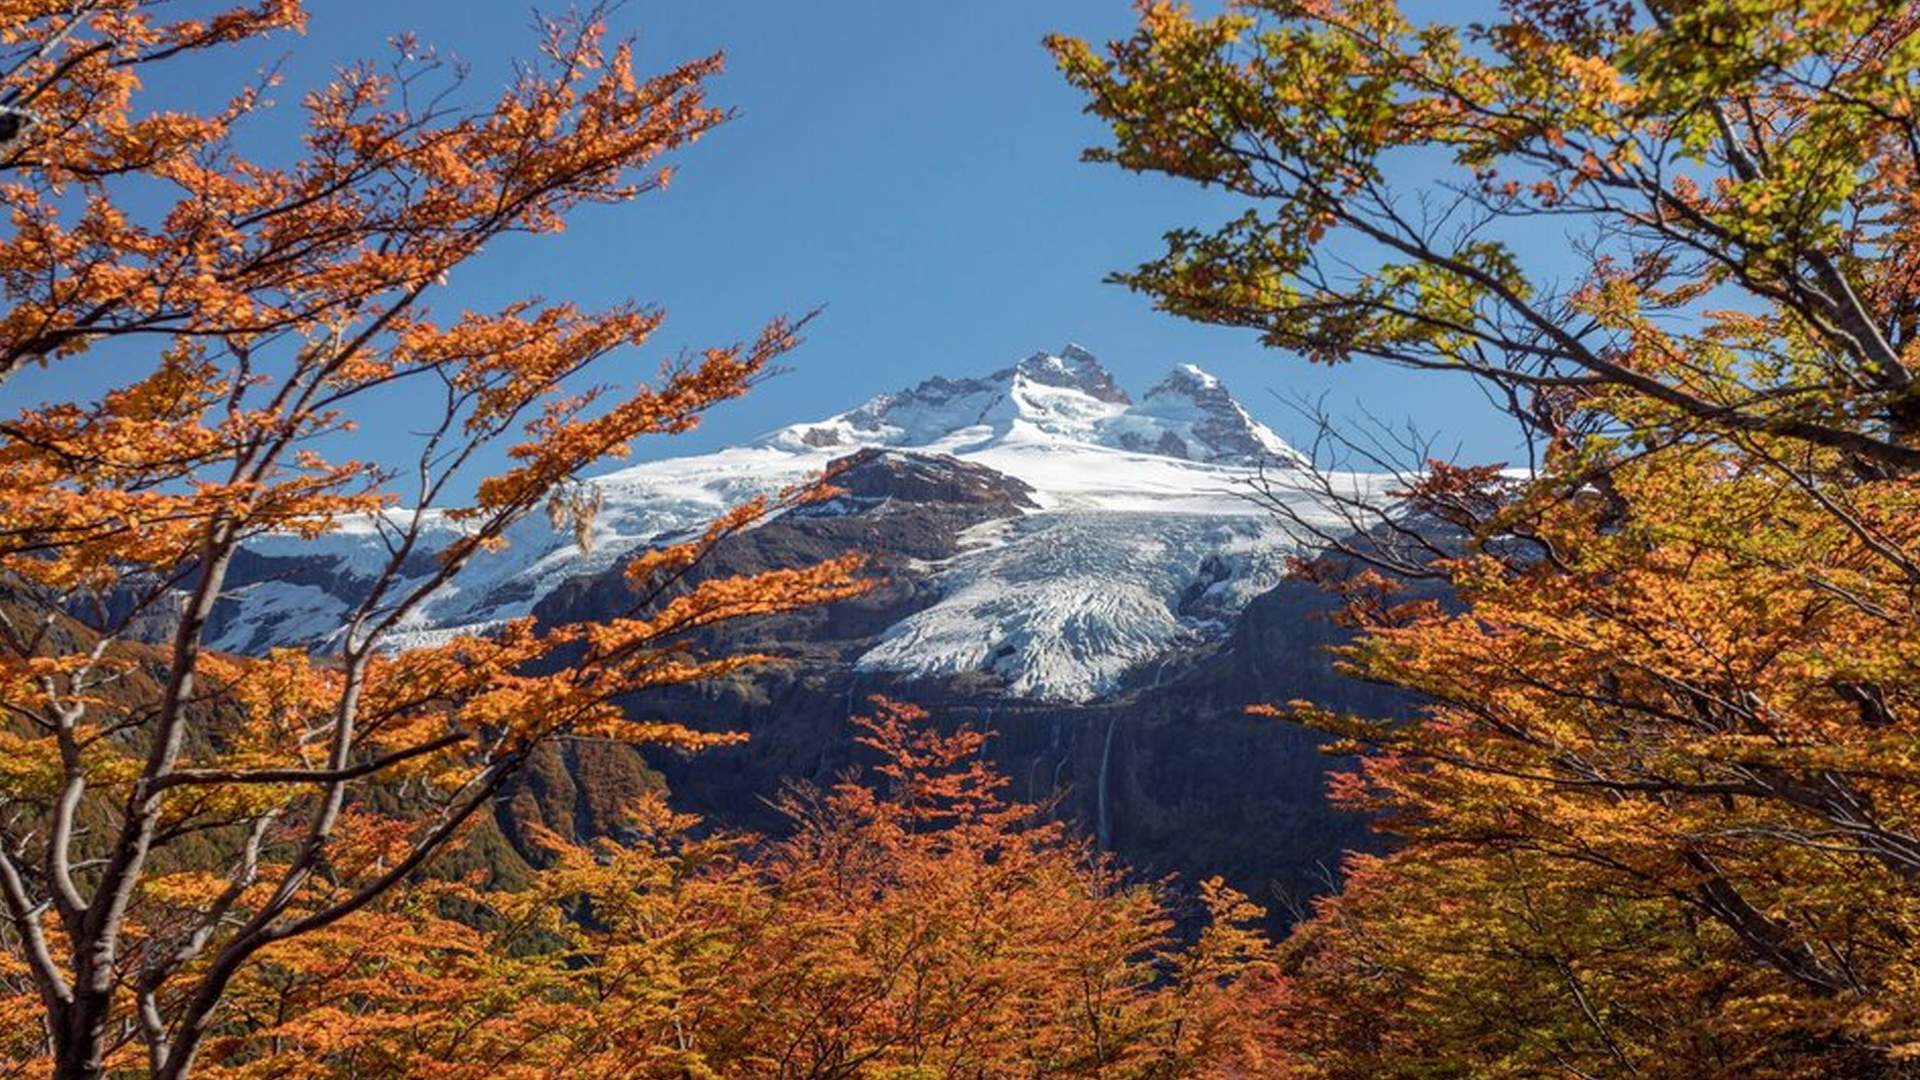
[534,449,1034,657]
[603,568,1406,928]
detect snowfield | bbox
[214,345,1394,702]
[856,510,1289,700]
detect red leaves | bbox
[842,696,1020,834]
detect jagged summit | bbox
[765,344,1306,468]
[1015,343,1132,404]
[1133,363,1311,467]
[1151,363,1220,392]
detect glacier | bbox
[212,345,1392,703]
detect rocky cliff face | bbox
[567,581,1403,924]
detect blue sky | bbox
[8,1,1521,480]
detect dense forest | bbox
[2,0,1918,1077]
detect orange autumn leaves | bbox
[22,0,1920,1075]
[1054,0,1920,1076]
[0,700,1276,1079]
[0,4,868,1077]
[0,3,1276,1074]
[0,1,716,378]
[1262,450,1920,1078]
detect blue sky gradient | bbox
[7,1,1522,482]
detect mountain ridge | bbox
[763,343,1311,468]
[208,345,1385,703]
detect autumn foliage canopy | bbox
[11,0,1920,1078]
[1054,0,1920,1077]
[151,698,1275,1078]
[0,1,867,1075]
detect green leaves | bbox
[1056,1,1920,1074]
[1052,0,1920,465]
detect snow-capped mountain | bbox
[763,344,1310,469]
[210,345,1387,702]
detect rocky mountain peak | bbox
[761,346,1308,469]
[1135,363,1308,467]
[1012,344,1132,405]
[202,338,1372,702]
[1146,363,1225,399]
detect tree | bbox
[1054,1,1920,1075]
[0,3,865,1076]
[1260,444,1920,1077]
[11,698,1277,1078]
